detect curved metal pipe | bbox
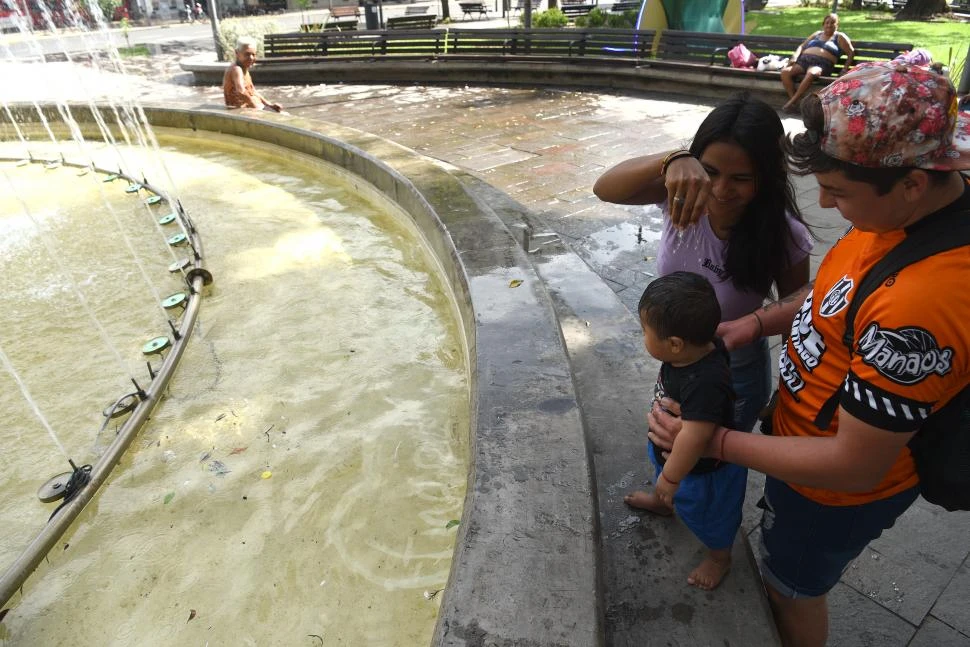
[0,158,206,608]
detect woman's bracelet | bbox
[752,311,765,339]
[660,150,693,177]
[659,472,680,486]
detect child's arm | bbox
[655,419,717,503]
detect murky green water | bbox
[0,132,469,646]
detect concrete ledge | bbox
[181,54,796,102]
[0,105,602,646]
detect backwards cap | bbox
[817,61,970,171]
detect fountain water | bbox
[0,0,471,642]
[0,0,214,617]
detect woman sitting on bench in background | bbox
[780,13,854,114]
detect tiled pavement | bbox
[43,46,970,645]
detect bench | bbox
[609,0,639,11]
[386,12,436,29]
[324,5,359,29]
[264,30,445,59]
[560,0,596,18]
[446,27,654,63]
[459,1,489,19]
[651,30,912,82]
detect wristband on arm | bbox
[660,150,693,177]
[659,472,680,486]
[752,311,765,338]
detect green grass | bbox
[747,6,970,67]
[117,44,152,57]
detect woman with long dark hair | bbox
[594,95,813,575]
[596,94,812,434]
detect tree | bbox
[97,0,120,20]
[296,0,311,23]
[440,0,450,20]
[895,0,948,19]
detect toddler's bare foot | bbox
[687,549,731,590]
[623,490,673,516]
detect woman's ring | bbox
[673,196,685,203]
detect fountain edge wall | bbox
[0,106,604,647]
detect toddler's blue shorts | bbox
[648,443,746,550]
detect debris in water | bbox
[200,450,212,463]
[264,425,274,442]
[308,635,324,646]
[229,446,248,455]
[509,279,523,288]
[261,471,273,479]
[445,520,460,530]
[163,492,175,504]
[215,413,226,422]
[209,461,231,476]
[0,608,8,623]
[423,589,443,600]
[188,609,197,622]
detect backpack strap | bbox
[812,208,970,430]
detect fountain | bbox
[0,1,602,644]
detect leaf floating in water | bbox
[163,492,175,505]
[509,279,523,288]
[187,609,197,622]
[209,460,231,476]
[445,520,460,530]
[261,471,273,480]
[229,446,248,456]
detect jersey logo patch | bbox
[819,276,853,318]
[791,293,826,371]
[857,322,954,386]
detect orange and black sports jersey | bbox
[773,186,970,506]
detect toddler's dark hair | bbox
[637,272,721,346]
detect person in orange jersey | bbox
[648,62,970,647]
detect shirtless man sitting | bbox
[223,37,284,112]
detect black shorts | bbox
[795,53,835,77]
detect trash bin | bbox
[364,0,379,29]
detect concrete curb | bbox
[181,53,792,102]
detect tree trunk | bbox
[896,0,948,19]
[850,0,862,9]
[440,0,450,20]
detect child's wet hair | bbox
[638,272,721,345]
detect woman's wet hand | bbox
[663,155,710,228]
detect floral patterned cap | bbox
[817,61,970,170]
